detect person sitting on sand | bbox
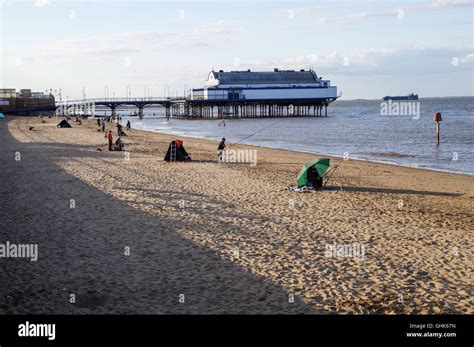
[117,123,127,136]
[107,130,113,151]
[306,166,323,190]
[115,137,124,151]
[217,138,226,162]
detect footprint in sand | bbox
[73,290,108,309]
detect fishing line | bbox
[324,132,384,185]
[229,123,277,147]
[324,109,404,195]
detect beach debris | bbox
[286,185,313,193]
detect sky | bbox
[1,0,473,100]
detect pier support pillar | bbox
[105,104,119,120]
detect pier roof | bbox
[208,69,321,85]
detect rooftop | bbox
[209,69,321,85]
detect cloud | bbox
[304,0,474,23]
[35,0,51,8]
[460,53,474,63]
[24,22,242,62]
[237,45,474,76]
[410,0,474,11]
[334,10,397,22]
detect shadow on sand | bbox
[331,185,462,197]
[0,122,319,314]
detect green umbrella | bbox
[297,158,330,187]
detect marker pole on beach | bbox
[436,122,440,145]
[434,112,442,145]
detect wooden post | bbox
[434,112,442,145]
[436,122,440,145]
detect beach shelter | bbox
[297,158,330,187]
[57,119,72,128]
[164,140,191,162]
[0,113,5,119]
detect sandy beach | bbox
[0,116,472,314]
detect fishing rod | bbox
[228,123,277,147]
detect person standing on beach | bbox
[126,120,131,131]
[117,123,123,136]
[218,109,226,127]
[217,138,226,162]
[107,130,113,151]
[101,119,106,132]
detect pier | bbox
[4,69,339,119]
[10,95,336,119]
[175,69,338,119]
[55,97,172,119]
[169,99,332,119]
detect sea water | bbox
[108,97,473,175]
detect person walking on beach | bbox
[217,138,226,162]
[126,120,131,131]
[218,109,226,127]
[107,130,113,151]
[101,119,106,132]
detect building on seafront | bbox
[192,68,337,102]
[0,88,56,116]
[168,68,338,119]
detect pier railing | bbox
[58,97,179,105]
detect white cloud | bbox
[307,0,474,23]
[460,53,474,63]
[23,23,241,62]
[333,10,396,22]
[238,45,473,76]
[415,0,474,11]
[35,0,51,9]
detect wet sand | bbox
[0,116,472,314]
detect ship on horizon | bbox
[383,93,418,101]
